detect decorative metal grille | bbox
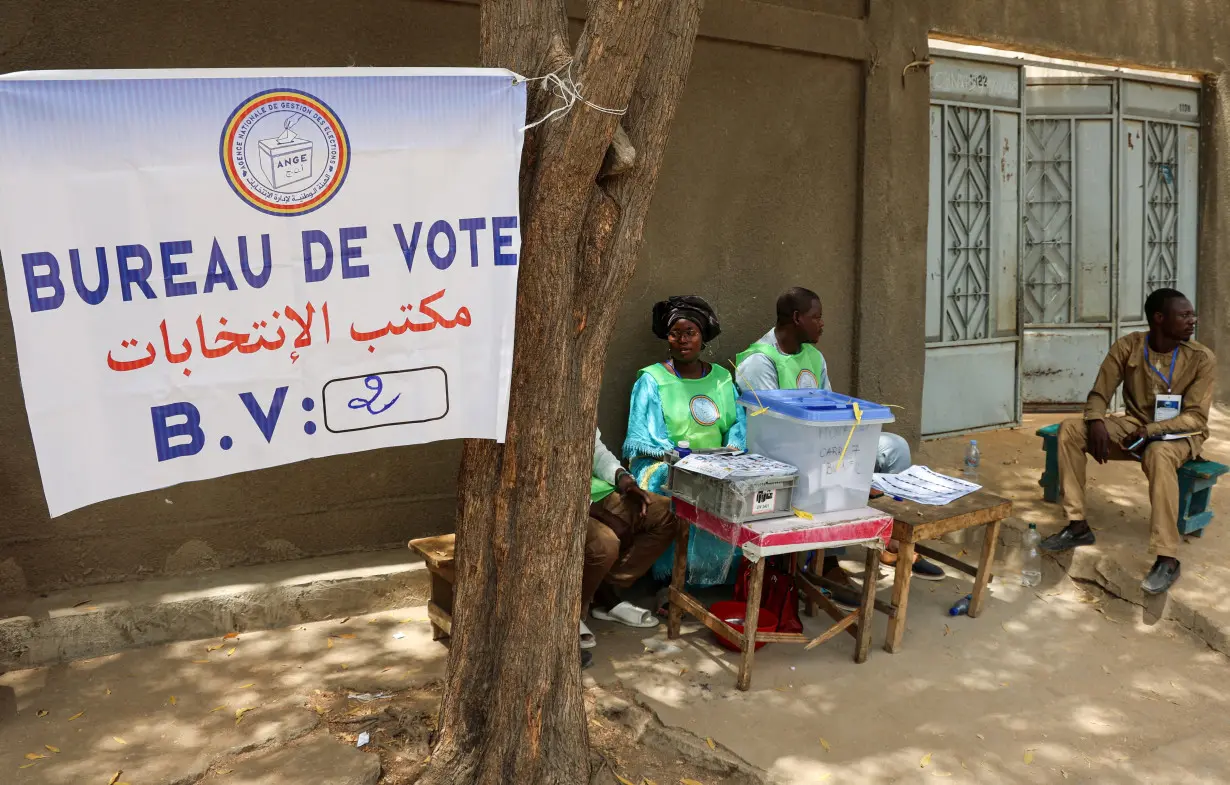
[942,107,991,341]
[1023,119,1073,324]
[1145,122,1179,292]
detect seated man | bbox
[581,429,683,652]
[1041,288,1213,595]
[735,286,943,589]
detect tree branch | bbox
[574,0,707,358]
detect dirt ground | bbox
[2,414,1229,784]
[304,681,756,785]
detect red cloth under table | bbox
[672,499,893,561]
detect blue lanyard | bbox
[1144,344,1178,392]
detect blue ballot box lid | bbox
[738,389,896,425]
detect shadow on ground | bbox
[2,409,1229,784]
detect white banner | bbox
[0,69,526,516]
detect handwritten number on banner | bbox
[348,375,401,416]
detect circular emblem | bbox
[689,395,720,427]
[796,369,819,389]
[220,89,350,216]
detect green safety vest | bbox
[590,476,616,503]
[736,340,827,390]
[638,363,738,451]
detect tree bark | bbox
[419,1,705,783]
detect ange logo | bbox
[689,394,720,427]
[220,89,350,216]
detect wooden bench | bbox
[1036,423,1229,536]
[407,534,456,641]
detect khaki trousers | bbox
[582,491,681,609]
[1058,417,1189,558]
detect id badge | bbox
[1154,394,1182,422]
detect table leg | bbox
[737,557,765,691]
[667,523,691,639]
[969,518,1001,618]
[884,539,914,653]
[855,547,879,663]
[804,549,819,617]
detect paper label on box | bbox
[752,488,777,514]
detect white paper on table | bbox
[674,452,796,481]
[872,465,981,506]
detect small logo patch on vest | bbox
[796,369,819,389]
[689,395,720,426]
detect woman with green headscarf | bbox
[622,295,746,586]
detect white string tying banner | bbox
[514,59,628,132]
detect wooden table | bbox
[667,498,894,690]
[870,490,1012,653]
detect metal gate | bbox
[922,57,1023,436]
[1020,78,1200,406]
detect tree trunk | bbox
[419,1,705,783]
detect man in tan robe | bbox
[1042,288,1213,594]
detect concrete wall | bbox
[0,0,483,593]
[2,0,1229,593]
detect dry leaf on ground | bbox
[44,745,59,753]
[1024,750,1035,765]
[67,711,84,721]
[819,737,831,752]
[920,752,933,768]
[113,737,127,745]
[108,772,123,785]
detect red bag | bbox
[734,558,803,635]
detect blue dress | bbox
[622,366,747,586]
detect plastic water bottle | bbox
[949,594,972,616]
[963,439,980,479]
[676,440,691,459]
[1021,523,1042,587]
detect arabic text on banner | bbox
[0,69,526,516]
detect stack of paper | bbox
[674,452,797,481]
[872,465,980,506]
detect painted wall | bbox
[1,0,1228,592]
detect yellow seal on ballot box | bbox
[221,89,350,216]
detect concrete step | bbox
[0,548,430,670]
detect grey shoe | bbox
[1141,559,1181,595]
